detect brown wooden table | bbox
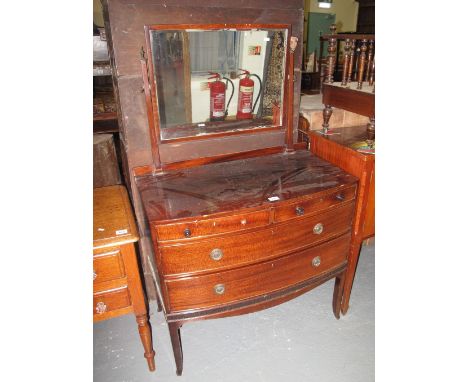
[93,185,155,371]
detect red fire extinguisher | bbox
[208,73,225,122]
[236,69,263,120]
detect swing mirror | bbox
[145,24,289,142]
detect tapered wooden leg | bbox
[332,271,345,319]
[136,314,156,371]
[322,105,333,133]
[341,240,362,315]
[168,322,183,376]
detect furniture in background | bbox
[311,24,375,314]
[93,185,155,371]
[93,134,121,188]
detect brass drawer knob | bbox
[95,301,107,314]
[312,256,321,267]
[214,284,225,295]
[313,222,324,235]
[210,248,223,261]
[295,206,305,216]
[183,228,191,238]
[93,269,97,281]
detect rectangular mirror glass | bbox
[148,26,288,141]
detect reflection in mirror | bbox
[149,28,288,141]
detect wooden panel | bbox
[93,134,121,188]
[322,84,375,118]
[93,249,126,283]
[93,287,132,317]
[158,203,353,276]
[273,184,356,222]
[362,166,375,238]
[165,233,350,312]
[154,209,270,242]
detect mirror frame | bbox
[143,23,293,148]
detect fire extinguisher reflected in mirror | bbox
[207,72,235,122]
[236,69,262,120]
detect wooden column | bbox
[341,39,351,86]
[324,24,337,84]
[357,39,368,90]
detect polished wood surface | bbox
[93,186,155,372]
[309,126,374,314]
[136,150,358,374]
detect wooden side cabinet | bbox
[310,126,374,314]
[93,185,156,371]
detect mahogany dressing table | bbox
[102,7,363,374]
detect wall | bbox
[303,0,359,49]
[93,0,104,27]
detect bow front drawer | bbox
[165,233,350,312]
[158,202,354,276]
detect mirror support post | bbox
[286,36,298,152]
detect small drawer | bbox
[93,287,131,316]
[158,202,354,276]
[274,185,356,223]
[154,209,270,241]
[93,249,126,284]
[165,233,350,312]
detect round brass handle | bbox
[295,206,305,216]
[93,270,97,280]
[313,222,324,235]
[183,228,191,238]
[214,284,225,295]
[95,301,107,314]
[210,248,223,261]
[312,256,321,267]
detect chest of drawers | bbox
[136,151,358,375]
[93,185,155,371]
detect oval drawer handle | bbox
[335,193,345,201]
[183,228,192,238]
[210,248,224,261]
[214,284,225,295]
[95,301,107,314]
[295,206,305,216]
[313,223,324,235]
[93,269,97,281]
[311,256,321,267]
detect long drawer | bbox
[165,233,350,312]
[158,202,354,276]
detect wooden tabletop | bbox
[136,150,358,223]
[93,185,139,249]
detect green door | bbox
[307,12,336,57]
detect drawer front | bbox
[159,202,354,276]
[165,233,350,312]
[93,250,126,284]
[274,185,356,223]
[154,209,270,241]
[93,287,131,316]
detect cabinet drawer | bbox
[165,233,350,312]
[274,185,356,223]
[154,209,270,241]
[159,202,354,276]
[93,249,126,284]
[93,287,131,316]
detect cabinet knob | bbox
[183,228,191,238]
[93,270,97,281]
[95,301,107,314]
[311,256,321,267]
[295,206,305,216]
[335,193,345,201]
[210,248,224,261]
[214,284,225,295]
[313,222,324,235]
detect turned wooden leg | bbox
[168,321,183,376]
[322,105,333,134]
[341,240,362,315]
[136,314,156,371]
[332,271,345,319]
